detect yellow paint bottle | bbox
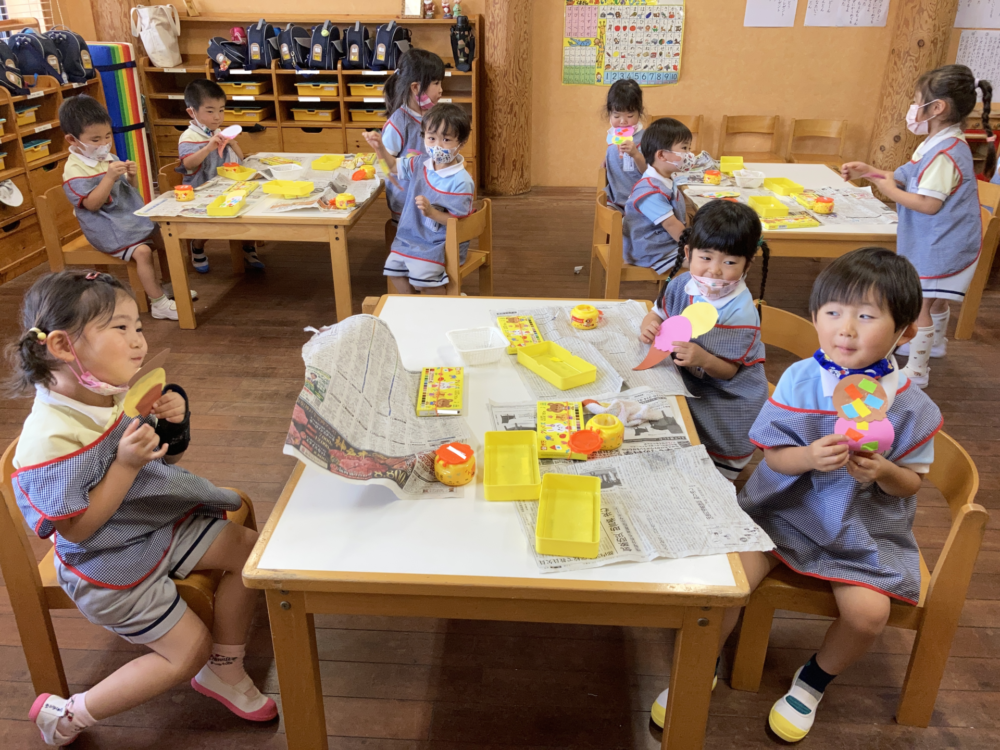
[570,304,600,330]
[434,442,476,486]
[588,414,625,450]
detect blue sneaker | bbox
[191,251,210,274]
[244,247,265,270]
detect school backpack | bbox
[207,37,247,80]
[277,24,310,70]
[341,22,372,70]
[0,41,28,97]
[44,28,95,83]
[371,21,411,71]
[247,19,278,70]
[307,21,342,70]
[8,29,65,83]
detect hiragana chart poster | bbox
[562,1,686,86]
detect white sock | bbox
[904,325,934,377]
[56,691,97,737]
[931,308,950,352]
[208,643,247,685]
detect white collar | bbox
[69,146,113,168]
[818,355,901,409]
[683,278,747,310]
[423,154,465,178]
[35,385,122,428]
[189,120,217,137]
[915,124,964,158]
[641,165,673,191]
[403,105,423,120]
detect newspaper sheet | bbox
[487,386,692,462]
[490,301,690,397]
[134,175,267,218]
[514,446,774,573]
[283,315,474,498]
[685,185,897,226]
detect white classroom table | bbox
[244,295,751,750]
[683,163,898,256]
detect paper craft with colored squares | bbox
[634,302,719,371]
[831,374,895,454]
[608,126,635,145]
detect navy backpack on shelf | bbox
[277,24,310,70]
[371,21,411,71]
[8,29,66,83]
[247,19,278,71]
[0,41,28,97]
[45,28,96,83]
[207,37,247,80]
[341,22,372,70]
[307,21,342,70]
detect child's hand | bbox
[846,451,888,484]
[151,391,186,423]
[840,161,874,182]
[116,418,169,470]
[125,160,138,176]
[415,195,432,215]
[207,133,226,152]
[105,161,129,180]
[619,140,638,158]
[670,341,708,369]
[363,130,383,150]
[639,312,662,344]
[807,434,850,472]
[866,172,896,194]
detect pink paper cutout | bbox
[834,417,895,455]
[634,316,692,371]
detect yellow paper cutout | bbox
[680,302,719,338]
[856,421,869,431]
[851,398,872,418]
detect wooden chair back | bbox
[443,198,493,296]
[955,206,1000,339]
[597,166,607,196]
[927,430,980,521]
[977,179,1000,214]
[786,118,847,162]
[758,302,818,359]
[157,160,183,195]
[651,114,703,151]
[718,115,781,159]
[593,190,624,248]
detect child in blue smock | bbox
[365,103,474,293]
[11,271,276,747]
[623,117,693,274]
[602,79,646,211]
[843,65,993,388]
[638,200,770,480]
[381,49,445,225]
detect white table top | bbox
[698,163,898,238]
[252,296,738,589]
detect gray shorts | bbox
[55,515,229,644]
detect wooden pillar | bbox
[90,0,136,44]
[868,0,959,172]
[482,0,532,196]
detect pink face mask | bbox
[417,92,434,111]
[906,100,940,136]
[65,337,130,396]
[690,274,743,301]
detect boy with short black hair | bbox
[364,103,474,294]
[177,79,263,272]
[60,95,179,321]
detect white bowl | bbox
[266,163,304,181]
[734,169,765,189]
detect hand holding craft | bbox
[634,302,718,371]
[831,374,895,455]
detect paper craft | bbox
[696,190,741,199]
[537,401,588,459]
[835,416,895,454]
[609,126,634,145]
[682,302,719,337]
[123,349,170,418]
[416,367,463,416]
[832,374,893,454]
[634,302,718,371]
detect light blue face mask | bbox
[429,145,457,164]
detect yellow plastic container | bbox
[217,80,271,96]
[262,180,314,198]
[349,108,388,123]
[291,107,338,123]
[349,82,385,96]
[224,105,271,123]
[517,341,597,391]
[173,185,194,201]
[312,154,345,171]
[295,81,339,96]
[813,196,835,214]
[719,156,744,175]
[216,164,256,181]
[703,169,722,185]
[206,190,248,217]
[748,195,789,218]
[570,304,600,330]
[0,152,6,171]
[535,474,601,559]
[484,431,541,501]
[434,442,475,486]
[23,138,50,163]
[764,177,804,196]
[15,105,39,127]
[587,414,625,450]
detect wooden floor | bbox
[1,189,999,749]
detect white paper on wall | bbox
[805,0,889,27]
[956,30,1000,99]
[744,0,798,27]
[956,0,1000,29]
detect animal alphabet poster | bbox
[563,0,685,86]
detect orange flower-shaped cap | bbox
[567,430,603,456]
[435,442,474,465]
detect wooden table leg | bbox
[329,224,353,322]
[663,606,722,749]
[229,240,246,275]
[161,223,196,329]
[266,590,326,750]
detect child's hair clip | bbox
[29,327,47,342]
[85,271,101,280]
[988,135,997,143]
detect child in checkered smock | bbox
[8,271,276,746]
[602,79,647,212]
[649,248,941,743]
[638,200,770,480]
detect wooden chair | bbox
[652,114,703,152]
[388,198,493,296]
[156,159,183,195]
[37,186,150,313]
[977,178,1000,214]
[757,301,819,395]
[786,119,847,168]
[597,166,607,198]
[0,437,258,697]
[717,115,785,163]
[955,205,1000,339]
[589,191,667,299]
[732,430,987,727]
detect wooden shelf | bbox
[26,150,69,169]
[0,166,25,181]
[61,80,100,92]
[19,120,60,138]
[0,133,19,144]
[278,96,340,102]
[229,120,279,127]
[280,121,343,129]
[180,13,468,25]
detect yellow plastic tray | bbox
[349,108,388,122]
[764,177,804,196]
[312,154,345,170]
[262,180,314,198]
[206,190,248,217]
[748,195,789,218]
[15,106,39,127]
[224,105,271,123]
[719,156,744,175]
[535,474,601,559]
[484,431,542,501]
[216,164,256,180]
[291,107,338,122]
[23,139,50,163]
[217,80,270,96]
[349,82,385,96]
[295,81,339,95]
[517,342,597,391]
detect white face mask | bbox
[690,273,744,301]
[77,142,112,161]
[906,100,940,136]
[429,144,457,164]
[669,150,698,170]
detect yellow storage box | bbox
[748,195,789,218]
[517,341,597,391]
[0,117,7,135]
[224,105,271,123]
[23,138,50,164]
[535,474,601,559]
[206,190,249,217]
[349,108,387,123]
[291,107,339,123]
[764,177,804,196]
[15,105,40,127]
[720,156,744,175]
[348,82,385,96]
[312,154,345,171]
[262,180,314,198]
[0,152,6,171]
[217,80,271,96]
[216,164,256,181]
[484,431,542,501]
[295,81,339,96]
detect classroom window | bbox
[0,0,53,31]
